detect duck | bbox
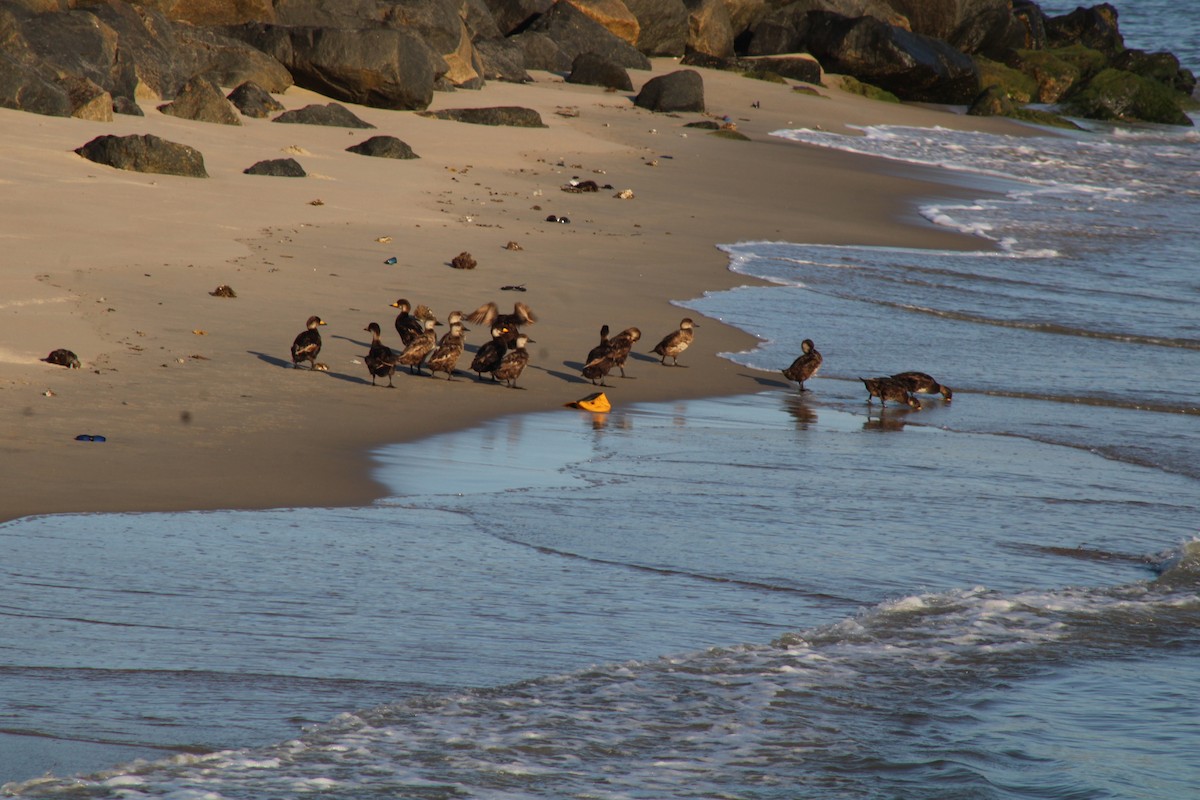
[426,320,469,380]
[580,324,615,386]
[470,324,510,381]
[438,310,470,343]
[395,317,439,375]
[781,339,822,392]
[390,299,424,346]
[291,315,327,369]
[585,324,611,365]
[42,348,81,369]
[606,327,641,378]
[493,332,534,389]
[651,318,696,366]
[363,322,399,387]
[860,376,921,410]
[466,301,536,343]
[891,371,953,403]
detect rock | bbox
[229,23,439,110]
[481,0,555,36]
[967,83,1016,116]
[684,118,720,128]
[684,0,734,59]
[622,0,688,57]
[244,157,307,176]
[153,0,276,26]
[799,11,981,105]
[346,135,420,159]
[272,102,376,128]
[1045,3,1123,57]
[884,0,1022,57]
[417,106,547,127]
[1060,68,1194,126]
[226,80,285,118]
[209,284,238,297]
[75,133,208,178]
[524,1,651,70]
[737,54,822,84]
[563,0,641,46]
[450,251,477,269]
[113,95,144,116]
[1012,45,1106,103]
[473,37,533,83]
[566,52,633,91]
[1112,49,1197,97]
[511,30,571,72]
[63,76,113,122]
[634,69,704,112]
[188,30,294,93]
[746,0,908,57]
[42,348,80,368]
[158,77,241,125]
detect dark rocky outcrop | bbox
[623,0,688,57]
[272,102,376,128]
[566,52,633,91]
[157,76,241,124]
[1060,68,1194,126]
[799,11,981,104]
[244,157,307,176]
[1044,3,1123,56]
[346,135,420,159]
[481,0,554,36]
[684,0,734,59]
[634,69,704,112]
[226,80,285,118]
[417,105,547,126]
[473,37,533,83]
[75,133,208,178]
[521,1,651,70]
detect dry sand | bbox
[0,60,1032,523]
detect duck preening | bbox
[291,316,327,369]
[652,318,696,366]
[607,327,641,378]
[581,324,614,386]
[781,339,822,392]
[861,376,922,410]
[363,322,399,387]
[891,371,953,402]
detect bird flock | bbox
[288,304,951,410]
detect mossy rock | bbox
[1007,108,1085,130]
[838,76,899,103]
[969,84,1083,130]
[1060,68,1193,126]
[739,70,788,84]
[974,56,1038,104]
[710,128,751,141]
[1015,45,1107,102]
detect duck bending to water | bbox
[781,339,822,392]
[291,315,327,369]
[891,371,953,402]
[363,322,399,387]
[494,332,534,389]
[396,317,438,375]
[860,376,922,410]
[651,318,696,366]
[426,320,468,380]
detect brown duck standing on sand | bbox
[782,339,822,392]
[390,298,424,346]
[580,324,614,386]
[42,348,81,369]
[585,324,611,365]
[891,371,953,403]
[607,327,641,378]
[291,315,327,369]
[466,301,536,344]
[426,320,469,380]
[363,322,399,387]
[396,317,439,375]
[471,324,510,381]
[861,376,922,410]
[494,332,534,389]
[652,318,696,366]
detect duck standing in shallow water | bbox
[861,376,922,410]
[390,299,424,346]
[891,371,953,402]
[471,324,510,381]
[291,315,327,369]
[652,318,696,366]
[781,339,822,392]
[426,320,469,380]
[396,317,439,375]
[494,332,534,389]
[363,322,399,387]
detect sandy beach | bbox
[0,60,1031,523]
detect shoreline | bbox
[0,60,1032,525]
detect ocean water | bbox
[4,1,1199,797]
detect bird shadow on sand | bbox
[248,350,372,386]
[742,372,791,389]
[551,362,595,385]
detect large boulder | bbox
[226,80,285,117]
[563,0,640,46]
[510,29,570,71]
[798,11,981,104]
[1113,49,1196,97]
[473,36,533,82]
[634,68,704,111]
[129,0,277,26]
[685,0,734,59]
[566,51,633,90]
[1044,3,1123,57]
[346,135,420,158]
[479,0,554,36]
[417,105,547,126]
[1060,68,1194,126]
[272,102,376,127]
[878,0,1023,57]
[523,1,651,70]
[229,23,440,109]
[622,0,688,57]
[746,0,909,56]
[244,157,307,176]
[75,133,208,177]
[157,76,241,124]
